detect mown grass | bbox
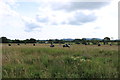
[2,44,119,78]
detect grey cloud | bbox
[36,15,48,23]
[51,22,58,25]
[67,12,97,25]
[94,26,101,29]
[51,2,109,11]
[35,12,97,25]
[24,22,41,32]
[20,16,42,32]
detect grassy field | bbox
[2,43,119,78]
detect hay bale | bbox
[98,44,101,46]
[33,44,35,46]
[8,44,11,46]
[110,44,112,46]
[50,45,54,47]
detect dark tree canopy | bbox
[104,37,110,41]
[0,36,118,45]
[1,37,9,43]
[103,37,110,45]
[29,38,36,43]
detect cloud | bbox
[0,0,118,39]
[0,0,18,17]
[24,22,41,32]
[0,0,42,33]
[35,10,97,25]
[2,1,107,27]
[35,1,108,25]
[67,12,97,25]
[35,9,69,25]
[21,16,43,32]
[36,15,48,23]
[0,0,21,30]
[94,26,101,29]
[51,2,109,11]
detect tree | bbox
[91,38,99,45]
[14,39,20,43]
[48,39,53,44]
[81,38,87,44]
[54,39,59,44]
[104,37,110,41]
[29,38,36,43]
[103,37,110,45]
[59,40,65,44]
[74,39,82,44]
[24,39,29,43]
[1,37,9,43]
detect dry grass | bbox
[2,43,119,78]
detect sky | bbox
[0,0,119,40]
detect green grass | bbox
[2,44,119,78]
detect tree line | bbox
[0,37,119,45]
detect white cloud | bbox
[0,0,18,17]
[0,0,43,36]
[0,0,118,39]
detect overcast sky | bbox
[0,0,119,40]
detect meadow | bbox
[2,43,119,78]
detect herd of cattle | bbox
[7,43,112,48]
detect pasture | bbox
[2,43,119,78]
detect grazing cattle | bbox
[110,44,112,46]
[50,45,54,47]
[33,44,35,46]
[63,44,70,48]
[98,44,101,46]
[17,43,20,45]
[8,44,11,46]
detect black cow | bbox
[63,44,70,48]
[50,45,54,47]
[17,43,20,45]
